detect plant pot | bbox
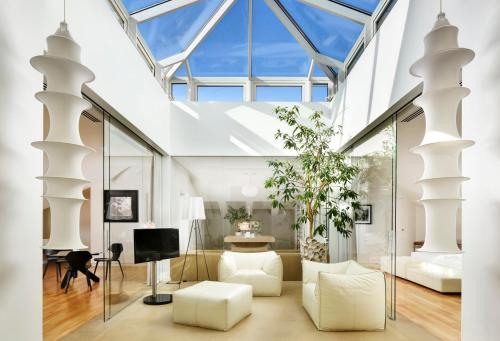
[300,237,328,263]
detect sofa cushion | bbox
[302,260,350,284]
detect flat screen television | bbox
[134,228,180,264]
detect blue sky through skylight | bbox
[336,0,380,14]
[198,86,244,101]
[256,86,302,101]
[122,0,165,13]
[189,0,248,77]
[281,0,364,62]
[252,0,310,77]
[138,0,223,60]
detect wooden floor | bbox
[396,277,461,341]
[44,265,461,341]
[43,263,147,341]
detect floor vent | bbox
[401,108,423,123]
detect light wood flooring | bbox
[44,266,461,340]
[396,277,461,341]
[43,263,146,341]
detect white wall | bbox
[0,1,45,338]
[0,0,174,338]
[169,102,331,156]
[333,0,500,338]
[458,1,500,339]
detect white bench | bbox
[173,281,252,331]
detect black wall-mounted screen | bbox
[134,228,180,264]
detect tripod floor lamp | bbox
[178,196,210,286]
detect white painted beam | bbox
[165,0,238,80]
[298,0,370,25]
[131,0,200,23]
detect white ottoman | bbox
[173,281,252,331]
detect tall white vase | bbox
[410,13,474,253]
[31,22,95,250]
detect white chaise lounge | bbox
[218,251,283,296]
[380,254,461,293]
[302,260,386,331]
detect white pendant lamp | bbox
[31,19,95,249]
[410,6,474,253]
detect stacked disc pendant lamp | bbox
[410,10,474,253]
[31,21,95,249]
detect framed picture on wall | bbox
[354,204,372,224]
[104,190,139,222]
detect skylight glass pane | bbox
[255,86,302,101]
[252,0,310,77]
[138,0,224,60]
[122,0,165,14]
[171,83,188,101]
[175,63,188,77]
[197,86,244,101]
[281,0,364,62]
[189,0,248,77]
[312,84,328,102]
[312,63,327,77]
[336,0,381,14]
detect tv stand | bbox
[143,260,172,305]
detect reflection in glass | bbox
[138,0,223,60]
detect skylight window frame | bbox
[130,0,201,22]
[112,0,400,100]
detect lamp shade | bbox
[188,196,206,220]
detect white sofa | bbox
[380,255,461,293]
[302,260,386,331]
[218,251,283,296]
[172,281,252,331]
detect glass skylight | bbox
[280,0,364,62]
[138,0,224,60]
[252,0,310,77]
[189,0,248,77]
[256,86,302,101]
[122,0,166,14]
[198,86,244,101]
[336,0,381,14]
[118,0,392,81]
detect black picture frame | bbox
[104,190,139,223]
[354,204,372,224]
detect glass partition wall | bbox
[345,116,397,320]
[102,114,163,321]
[172,157,299,253]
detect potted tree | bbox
[264,106,360,262]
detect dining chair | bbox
[61,251,99,293]
[43,249,64,282]
[93,243,125,280]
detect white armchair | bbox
[218,251,283,296]
[302,260,386,331]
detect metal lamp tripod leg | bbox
[178,220,195,288]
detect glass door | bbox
[102,113,160,320]
[347,115,397,319]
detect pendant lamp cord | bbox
[63,0,66,22]
[439,0,443,14]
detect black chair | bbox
[93,243,124,280]
[61,251,99,293]
[43,249,65,282]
